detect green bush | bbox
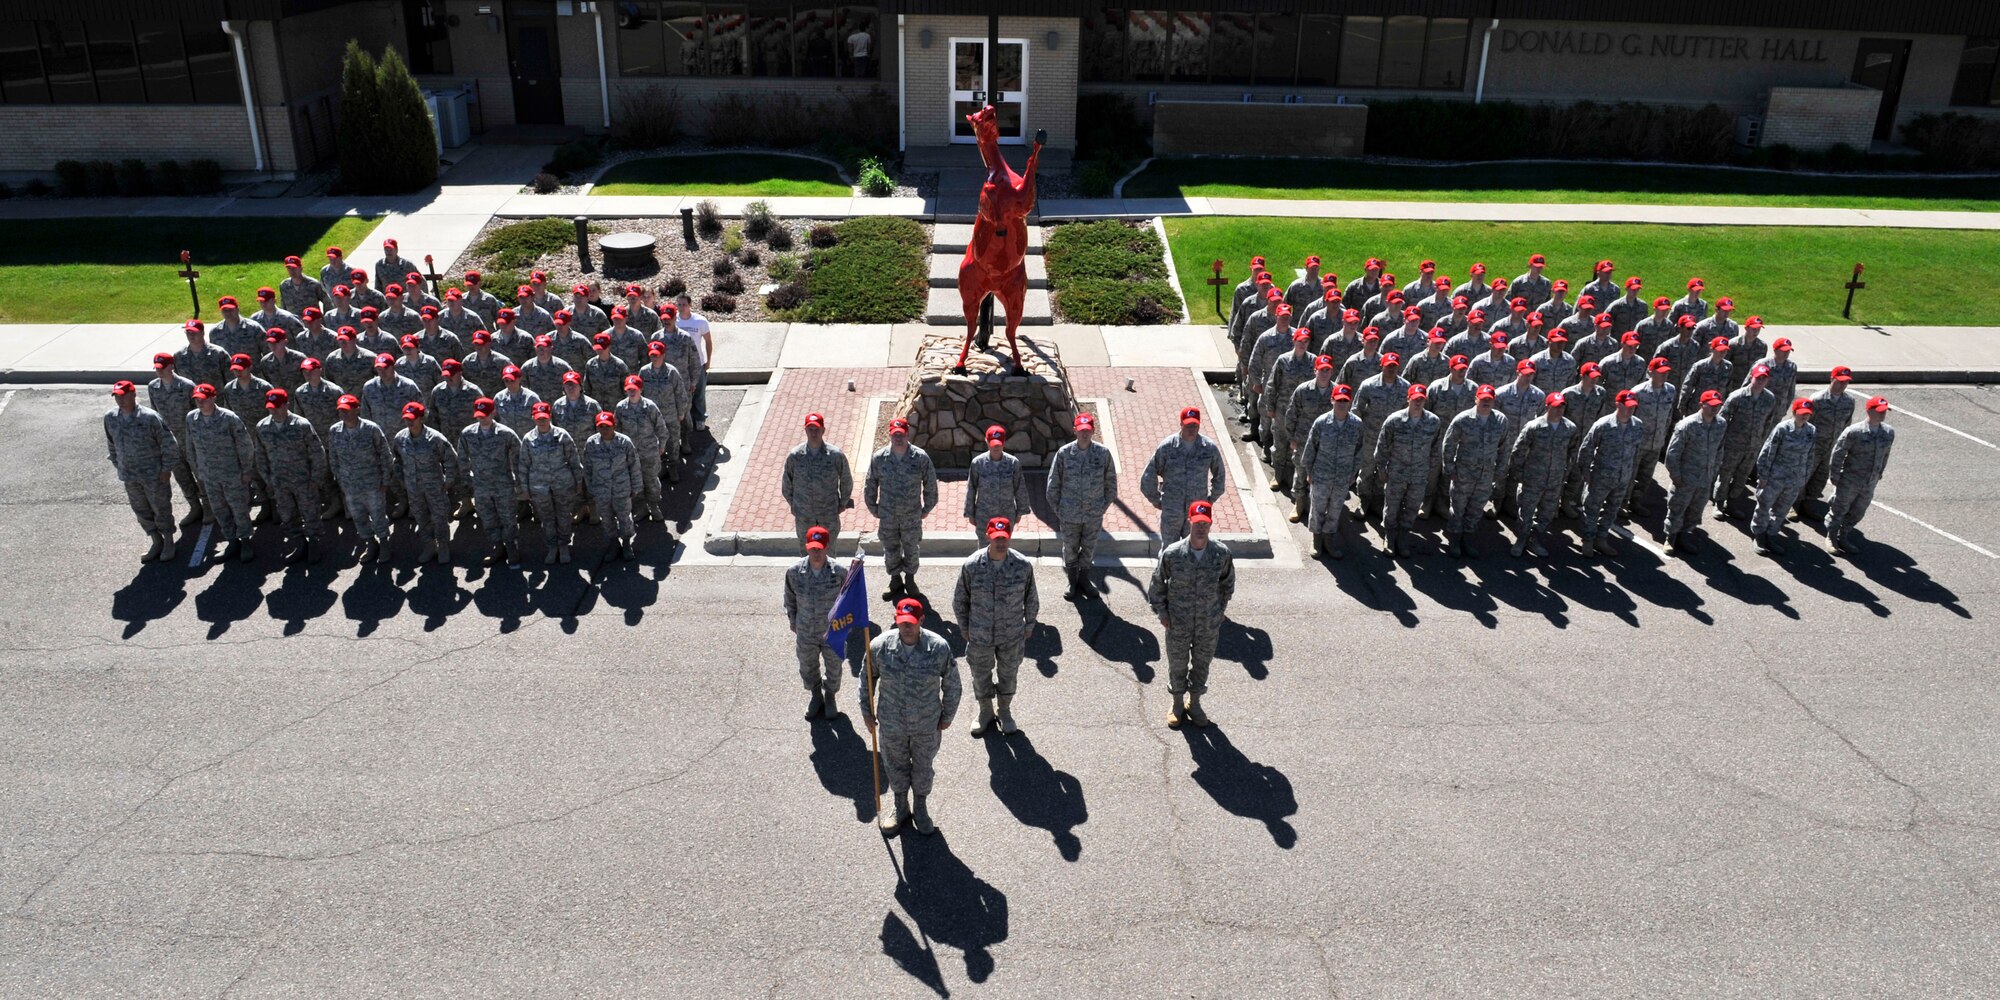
[116,159,152,197]
[1053,278,1182,325]
[857,156,895,197]
[546,139,604,176]
[695,199,721,234]
[375,48,439,192]
[741,200,776,240]
[767,224,795,251]
[53,160,88,198]
[1902,113,2000,171]
[791,217,927,322]
[337,42,384,193]
[1046,220,1169,283]
[531,172,561,194]
[770,253,799,282]
[808,222,839,248]
[187,159,225,195]
[611,87,682,149]
[153,161,186,195]
[1365,98,1735,164]
[765,279,808,312]
[1071,160,1121,197]
[720,225,744,256]
[473,218,576,269]
[339,42,437,194]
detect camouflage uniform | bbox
[1139,433,1227,553]
[1575,414,1645,541]
[395,352,444,395]
[1826,422,1894,542]
[1669,294,1709,326]
[186,407,256,541]
[394,424,461,547]
[492,387,543,437]
[377,305,425,338]
[1678,355,1734,420]
[1491,380,1546,511]
[324,349,378,393]
[1507,413,1578,542]
[614,395,674,511]
[1298,411,1365,534]
[254,412,325,542]
[1285,380,1336,513]
[436,307,483,339]
[550,331,594,372]
[1147,538,1235,698]
[251,307,304,339]
[862,626,962,796]
[1653,334,1705,387]
[411,328,464,364]
[964,450,1031,529]
[1284,274,1322,314]
[428,379,486,446]
[566,303,612,338]
[1598,352,1647,394]
[1380,326,1428,366]
[953,548,1039,702]
[210,317,267,359]
[1802,387,1858,504]
[585,354,631,405]
[1570,331,1620,369]
[513,303,556,336]
[1046,439,1116,577]
[1751,419,1817,537]
[633,361,692,451]
[1263,350,1319,482]
[460,350,514,395]
[1337,350,1383,392]
[866,444,940,579]
[1630,381,1680,489]
[517,425,583,545]
[1558,383,1613,512]
[374,257,415,292]
[1758,356,1800,438]
[1529,348,1578,395]
[1441,408,1509,537]
[1721,331,1764,390]
[785,557,848,696]
[551,392,602,444]
[1373,407,1443,536]
[295,325,341,361]
[220,374,275,500]
[1714,385,1779,511]
[104,404,178,536]
[1341,275,1382,312]
[1510,271,1553,309]
[147,373,201,511]
[175,342,232,391]
[279,275,328,316]
[518,355,574,402]
[360,373,424,427]
[462,287,504,325]
[1243,325,1288,440]
[1603,295,1649,336]
[1663,412,1729,538]
[1467,349,1514,390]
[609,326,651,371]
[459,421,523,547]
[1352,372,1410,511]
[1533,296,1574,331]
[1403,349,1452,394]
[328,418,395,545]
[1318,329,1364,371]
[582,431,642,544]
[1633,315,1677,360]
[1425,376,1479,516]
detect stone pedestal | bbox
[895,332,1077,469]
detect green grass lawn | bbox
[0,216,381,325]
[1126,159,2000,213]
[1165,217,2000,327]
[590,153,851,197]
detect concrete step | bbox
[924,287,1052,326]
[928,251,1047,289]
[931,223,1044,256]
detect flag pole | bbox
[866,637,882,827]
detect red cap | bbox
[534,335,554,349]
[301,357,322,372]
[1449,354,1470,370]
[497,308,516,320]
[1386,290,1405,303]
[420,305,440,318]
[471,329,491,344]
[1292,328,1311,342]
[1274,303,1293,318]
[284,255,302,266]
[217,295,238,308]
[1365,257,1384,269]
[571,283,590,296]
[1709,336,1730,351]
[985,425,1007,443]
[1716,297,1735,309]
[1595,260,1614,273]
[1701,389,1723,406]
[402,401,426,420]
[646,341,665,355]
[1470,262,1487,274]
[302,306,323,319]
[1866,395,1890,413]
[1452,295,1471,308]
[1620,332,1641,346]
[191,383,217,400]
[1407,384,1428,401]
[440,358,462,372]
[373,352,395,368]
[1074,413,1096,430]
[595,412,617,428]
[1576,295,1596,310]
[1528,313,1547,329]
[1403,306,1422,321]
[229,353,253,370]
[1596,314,1614,328]
[887,417,910,433]
[445,288,462,301]
[466,270,482,281]
[1678,316,1696,328]
[894,601,923,625]
[110,379,136,396]
[562,370,582,385]
[1427,330,1447,344]
[805,412,825,429]
[382,238,398,250]
[1315,355,1335,371]
[1343,309,1362,323]
[625,284,644,297]
[1746,316,1765,330]
[1546,392,1566,408]
[325,246,343,257]
[336,393,360,411]
[1304,254,1321,266]
[1772,337,1793,352]
[1249,255,1266,267]
[264,388,290,409]
[593,332,613,347]
[1653,296,1671,309]
[1624,277,1643,290]
[1379,352,1401,368]
[1323,288,1340,303]
[1552,279,1569,292]
[1688,277,1705,290]
[502,364,522,381]
[472,397,496,415]
[1790,398,1813,415]
[1187,500,1214,524]
[531,270,549,282]
[1489,332,1508,347]
[805,525,831,550]
[1830,365,1854,382]
[1648,357,1672,373]
[1579,361,1602,377]
[334,327,355,342]
[1750,363,1772,380]
[1475,384,1497,400]
[359,306,379,319]
[986,516,1012,539]
[1516,359,1536,374]
[517,285,535,298]
[1178,406,1202,425]
[531,401,553,417]
[151,352,175,368]
[1546,330,1567,343]
[385,284,404,299]
[1331,384,1353,402]
[624,374,645,391]
[1615,389,1638,408]
[255,286,275,301]
[1529,253,1546,265]
[553,310,573,325]
[400,334,419,350]
[1419,259,1436,272]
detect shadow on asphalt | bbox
[984,731,1086,862]
[1182,724,1298,849]
[889,830,1009,991]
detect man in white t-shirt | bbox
[847,25,872,78]
[673,293,713,433]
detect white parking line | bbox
[0,390,15,419]
[1889,400,1998,451]
[188,524,212,568]
[1867,501,1998,559]
[1609,525,1669,560]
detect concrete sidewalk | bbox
[5,320,1995,386]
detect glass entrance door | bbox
[949,38,1028,144]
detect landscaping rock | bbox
[892,332,1078,470]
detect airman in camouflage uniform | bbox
[519,337,574,402]
[279,256,329,316]
[346,272,389,311]
[254,330,308,394]
[1558,364,1613,517]
[373,242,413,292]
[585,334,631,404]
[1466,333,1514,389]
[461,272,505,325]
[104,381,179,561]
[460,398,524,566]
[327,394,396,563]
[866,419,940,598]
[249,288,303,339]
[863,601,961,835]
[518,404,583,564]
[1310,306,1364,365]
[1423,357,1478,519]
[1352,357,1411,521]
[1580,261,1620,316]
[954,518,1039,737]
[1225,257,1267,341]
[1336,332,1384,390]
[410,309,464,363]
[377,294,426,339]
[220,356,275,516]
[1343,257,1385,312]
[1403,332,1454,391]
[1140,409,1227,553]
[146,354,203,525]
[1243,305,1296,445]
[291,358,345,517]
[1046,413,1117,597]
[1825,396,1895,554]
[323,334,376,392]
[547,314,595,372]
[1597,334,1649,394]
[615,377,675,521]
[359,355,424,426]
[787,527,850,719]
[460,333,513,393]
[1574,391,1645,555]
[436,295,483,339]
[318,248,351,296]
[965,426,1032,531]
[186,384,257,560]
[782,413,855,553]
[1751,400,1818,554]
[1450,262,1489,309]
[1284,358,1338,518]
[1800,369,1859,514]
[255,388,327,565]
[1234,287,1283,410]
[1653,316,1705,388]
[641,339,697,450]
[511,287,557,336]
[1529,332,1579,394]
[1628,360,1679,508]
[1374,384,1444,556]
[1713,367,1779,519]
[176,321,233,391]
[606,310,651,370]
[395,337,444,395]
[1670,278,1709,326]
[1663,391,1728,554]
[492,368,542,437]
[1510,253,1554,309]
[552,373,603,443]
[582,413,642,561]
[1284,256,1323,314]
[1507,395,1577,558]
[394,402,462,564]
[1603,277,1650,336]
[1491,363,1547,516]
[294,309,340,361]
[1678,337,1735,421]
[210,297,268,359]
[1379,310,1429,364]
[1441,384,1509,557]
[1299,386,1364,558]
[1757,333,1800,439]
[1632,296,1677,359]
[428,361,484,447]
[1569,311,1619,370]
[1148,502,1234,728]
[1263,333,1320,481]
[1723,311,1767,392]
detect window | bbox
[1168,12,1209,84]
[405,0,453,75]
[617,2,671,76]
[1378,15,1425,88]
[614,2,876,78]
[39,23,95,104]
[1294,15,1341,87]
[1127,10,1168,82]
[1954,37,2000,107]
[836,7,876,77]
[1337,15,1380,87]
[0,23,50,103]
[1208,12,1252,84]
[0,19,237,104]
[135,22,193,104]
[1252,13,1299,85]
[87,23,145,103]
[1081,8,1124,82]
[184,22,238,103]
[1422,18,1468,90]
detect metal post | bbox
[1842,262,1867,320]
[680,207,697,250]
[178,251,201,318]
[1207,258,1228,321]
[575,216,593,273]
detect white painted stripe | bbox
[1609,525,1670,560]
[1887,401,1998,451]
[0,389,15,419]
[1866,501,1998,559]
[188,524,212,568]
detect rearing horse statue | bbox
[953,106,1043,375]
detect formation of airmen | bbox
[102,239,716,568]
[1227,253,1898,560]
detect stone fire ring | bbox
[599,232,657,269]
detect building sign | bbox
[1497,29,1831,63]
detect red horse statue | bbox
[953,106,1044,375]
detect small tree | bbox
[374,47,439,192]
[336,41,383,193]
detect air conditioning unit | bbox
[1735,115,1763,148]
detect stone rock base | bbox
[894,332,1078,469]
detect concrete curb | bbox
[702,530,1273,560]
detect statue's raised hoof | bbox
[951,365,969,376]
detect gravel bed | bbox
[516,143,932,199]
[460,214,935,323]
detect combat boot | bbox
[140,532,164,563]
[880,789,911,834]
[1754,532,1774,555]
[1184,693,1210,728]
[997,696,1019,735]
[883,573,904,602]
[805,687,825,720]
[373,537,392,563]
[286,535,308,566]
[970,697,996,738]
[436,538,452,564]
[254,504,276,525]
[558,543,572,564]
[362,538,380,564]
[666,463,681,484]
[1288,509,1303,523]
[544,544,560,566]
[417,539,437,563]
[1664,531,1681,556]
[1164,691,1188,728]
[910,795,936,836]
[306,536,322,564]
[1526,538,1550,558]
[179,504,202,527]
[1311,532,1326,557]
[1596,534,1618,556]
[1510,538,1527,558]
[237,539,255,563]
[621,535,637,560]
[820,684,842,719]
[1835,530,1858,555]
[1446,534,1464,559]
[221,539,241,562]
[488,542,509,566]
[506,540,523,567]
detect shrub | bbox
[857,156,895,197]
[1053,278,1183,325]
[660,276,687,297]
[742,200,776,240]
[53,160,88,198]
[153,160,186,195]
[712,256,736,278]
[24,179,52,198]
[1824,142,1866,171]
[336,42,385,193]
[714,271,745,294]
[765,279,808,312]
[720,226,743,257]
[531,172,562,194]
[738,245,761,267]
[545,139,603,176]
[1072,160,1119,198]
[187,159,224,195]
[340,43,437,193]
[769,253,798,282]
[116,159,151,197]
[474,218,576,269]
[791,217,927,322]
[0,183,12,200]
[1075,93,1150,165]
[808,223,839,248]
[700,292,738,313]
[611,87,682,150]
[831,215,925,248]
[1902,113,2000,171]
[85,161,118,197]
[766,224,795,251]
[1045,220,1169,283]
[694,199,721,234]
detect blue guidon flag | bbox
[825,558,869,651]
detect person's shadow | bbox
[1850,538,1971,618]
[112,563,189,638]
[341,561,407,635]
[1214,619,1272,680]
[984,732,1086,861]
[192,559,267,639]
[1182,726,1298,849]
[1081,610,1159,683]
[1025,621,1061,678]
[1766,539,1889,617]
[809,712,878,823]
[263,559,339,636]
[401,563,472,630]
[891,831,1008,988]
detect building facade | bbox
[4,1,1998,177]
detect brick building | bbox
[4,1,1998,179]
